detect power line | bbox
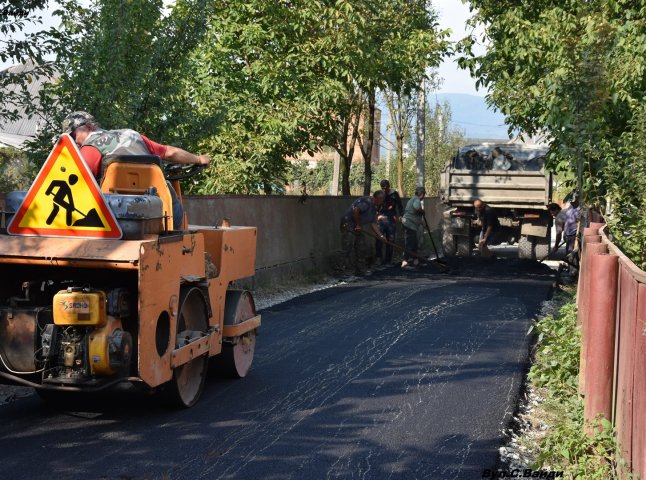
[450,120,507,128]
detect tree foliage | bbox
[26,0,216,170]
[461,0,646,267]
[0,147,32,192]
[384,89,416,196]
[15,0,450,199]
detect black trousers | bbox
[404,226,418,261]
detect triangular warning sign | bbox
[8,134,122,239]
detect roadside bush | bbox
[527,293,623,479]
[528,300,579,399]
[606,103,646,270]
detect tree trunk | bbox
[362,92,376,195]
[336,92,364,196]
[397,133,405,196]
[340,155,352,195]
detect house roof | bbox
[0,61,49,149]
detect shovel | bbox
[422,214,448,267]
[359,227,449,272]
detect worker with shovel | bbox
[45,175,79,226]
[401,187,426,268]
[339,191,386,276]
[44,174,105,228]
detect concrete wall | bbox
[184,195,444,285]
[0,192,444,285]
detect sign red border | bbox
[7,134,122,239]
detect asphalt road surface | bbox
[0,256,554,480]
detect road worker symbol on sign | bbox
[45,174,104,228]
[7,134,122,239]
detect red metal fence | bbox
[578,224,646,477]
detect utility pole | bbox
[416,78,426,189]
[437,105,445,144]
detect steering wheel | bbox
[164,163,206,181]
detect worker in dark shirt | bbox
[339,191,386,275]
[375,179,404,265]
[474,198,500,257]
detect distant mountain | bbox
[430,93,512,141]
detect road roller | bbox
[0,134,260,407]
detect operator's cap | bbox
[62,111,95,135]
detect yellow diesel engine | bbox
[41,287,133,384]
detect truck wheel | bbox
[534,236,550,260]
[166,287,209,408]
[518,235,533,259]
[442,228,456,257]
[211,290,257,378]
[456,236,472,257]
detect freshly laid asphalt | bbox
[0,256,554,480]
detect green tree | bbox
[379,93,462,198]
[191,0,351,194]
[383,89,415,196]
[334,0,449,196]
[21,0,449,199]
[26,0,215,171]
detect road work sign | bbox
[7,134,122,239]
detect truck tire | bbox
[456,236,472,257]
[518,234,550,261]
[442,226,456,257]
[534,236,550,260]
[518,235,534,260]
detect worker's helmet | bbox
[62,111,96,135]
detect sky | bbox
[433,0,484,96]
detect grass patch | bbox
[522,289,627,479]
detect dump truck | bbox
[440,142,552,259]
[0,134,259,407]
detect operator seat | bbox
[99,155,180,230]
